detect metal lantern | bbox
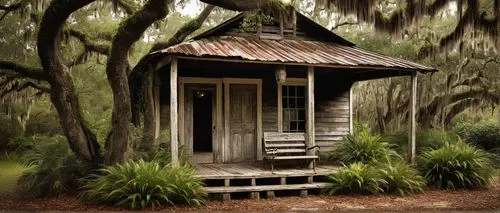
[275,66,287,83]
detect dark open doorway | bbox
[192,88,213,163]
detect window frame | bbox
[277,78,307,133]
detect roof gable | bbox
[193,10,354,46]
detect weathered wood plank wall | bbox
[157,60,353,157]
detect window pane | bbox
[298,121,305,131]
[282,97,288,108]
[297,86,305,97]
[297,97,305,108]
[290,109,298,120]
[298,109,305,120]
[289,86,296,96]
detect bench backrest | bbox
[263,132,306,155]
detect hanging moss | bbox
[239,11,274,33]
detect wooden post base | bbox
[222,193,231,201]
[250,192,260,199]
[266,191,275,199]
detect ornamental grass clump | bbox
[374,159,425,196]
[329,127,399,164]
[418,142,495,189]
[80,160,206,209]
[325,162,386,195]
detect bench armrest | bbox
[306,145,320,150]
[265,147,278,155]
[307,145,320,161]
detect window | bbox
[282,85,306,132]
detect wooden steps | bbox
[195,163,339,200]
[206,183,330,193]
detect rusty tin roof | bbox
[160,36,436,72]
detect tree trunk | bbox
[104,0,171,164]
[37,0,100,167]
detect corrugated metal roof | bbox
[160,36,436,72]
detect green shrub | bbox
[456,120,500,155]
[329,128,399,164]
[385,129,459,155]
[80,160,206,209]
[325,162,386,195]
[132,145,190,167]
[0,114,24,153]
[418,142,495,189]
[375,160,425,195]
[17,135,89,197]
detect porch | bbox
[194,162,339,200]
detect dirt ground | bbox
[0,185,499,212]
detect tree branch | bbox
[331,21,358,31]
[0,0,30,21]
[199,0,274,11]
[150,5,215,52]
[114,0,139,15]
[0,60,47,81]
[0,80,50,98]
[68,29,111,55]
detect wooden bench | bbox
[263,132,320,173]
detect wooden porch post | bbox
[154,73,161,139]
[170,57,179,165]
[306,66,315,157]
[408,72,417,163]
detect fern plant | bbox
[325,162,386,195]
[80,160,206,209]
[418,142,495,189]
[17,135,88,198]
[375,159,425,195]
[329,127,399,164]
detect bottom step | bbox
[206,182,330,193]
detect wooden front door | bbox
[228,84,257,162]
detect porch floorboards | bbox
[194,162,339,179]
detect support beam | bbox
[154,73,161,139]
[408,72,418,164]
[170,57,179,165]
[349,85,354,134]
[306,66,315,159]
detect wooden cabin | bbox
[144,10,436,198]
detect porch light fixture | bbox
[195,90,207,98]
[275,66,287,83]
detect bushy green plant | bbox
[17,135,89,197]
[375,159,425,195]
[0,114,24,153]
[329,127,399,164]
[133,145,190,167]
[418,142,495,189]
[325,162,386,195]
[455,120,500,155]
[80,160,206,209]
[384,129,459,155]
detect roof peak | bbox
[193,10,354,46]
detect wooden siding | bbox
[314,72,353,152]
[158,60,353,157]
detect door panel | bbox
[229,84,257,162]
